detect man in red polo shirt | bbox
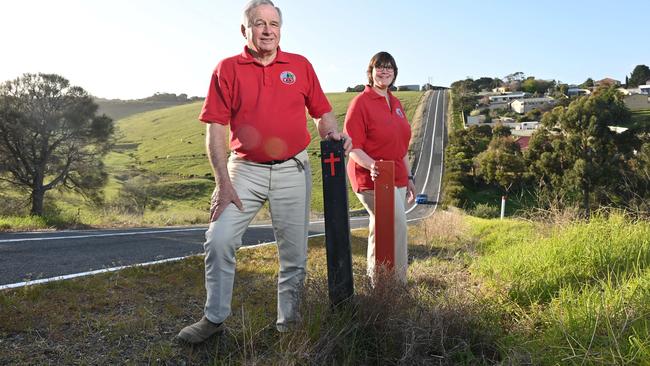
[177,0,351,344]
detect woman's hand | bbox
[406,179,416,204]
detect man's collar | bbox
[237,46,289,65]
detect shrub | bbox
[470,203,500,218]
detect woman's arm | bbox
[403,154,416,203]
[349,148,379,181]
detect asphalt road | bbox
[0,90,448,288]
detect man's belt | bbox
[257,156,305,172]
[258,158,292,165]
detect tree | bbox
[473,77,502,92]
[113,174,161,215]
[521,77,556,95]
[451,78,476,94]
[475,136,525,193]
[580,78,594,88]
[551,83,569,99]
[0,73,114,216]
[504,72,525,83]
[628,64,650,88]
[346,84,365,92]
[533,87,631,217]
[492,123,512,138]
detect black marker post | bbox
[320,139,354,306]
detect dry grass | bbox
[0,210,508,365]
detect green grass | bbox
[95,98,193,121]
[0,215,50,231]
[0,91,425,230]
[5,211,649,364]
[112,91,424,219]
[0,218,504,364]
[470,213,650,364]
[630,109,650,128]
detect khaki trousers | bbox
[355,187,408,283]
[203,150,310,331]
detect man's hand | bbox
[209,182,243,222]
[369,160,379,181]
[326,131,353,155]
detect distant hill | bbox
[95,92,203,121]
[112,91,425,212]
[114,91,425,177]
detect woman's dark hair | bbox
[367,51,398,87]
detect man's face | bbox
[243,4,281,55]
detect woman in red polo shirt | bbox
[344,51,415,284]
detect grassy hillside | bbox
[95,98,195,121]
[0,91,425,230]
[112,91,425,217]
[3,211,648,364]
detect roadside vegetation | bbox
[2,210,648,365]
[0,90,424,231]
[443,71,650,219]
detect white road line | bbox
[434,92,447,211]
[0,228,206,243]
[406,90,442,215]
[408,91,447,221]
[413,91,435,177]
[0,92,447,290]
[0,256,191,290]
[0,222,304,244]
[406,91,436,212]
[0,229,369,291]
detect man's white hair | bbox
[241,0,283,27]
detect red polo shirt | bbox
[344,86,411,192]
[199,47,332,162]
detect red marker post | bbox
[374,160,395,271]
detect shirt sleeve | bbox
[343,95,366,150]
[304,60,332,118]
[198,61,231,125]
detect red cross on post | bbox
[323,152,341,176]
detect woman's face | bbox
[372,64,395,89]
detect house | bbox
[510,97,556,114]
[397,85,420,91]
[492,87,509,93]
[623,94,650,111]
[492,117,520,130]
[596,78,621,87]
[567,88,591,97]
[618,87,636,96]
[489,92,527,104]
[487,102,511,111]
[466,114,486,126]
[515,136,531,150]
[517,121,540,130]
[639,84,650,95]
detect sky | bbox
[2,0,649,100]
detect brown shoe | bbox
[177,316,224,344]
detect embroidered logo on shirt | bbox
[280,71,296,85]
[396,108,404,118]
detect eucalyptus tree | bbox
[0,73,113,215]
